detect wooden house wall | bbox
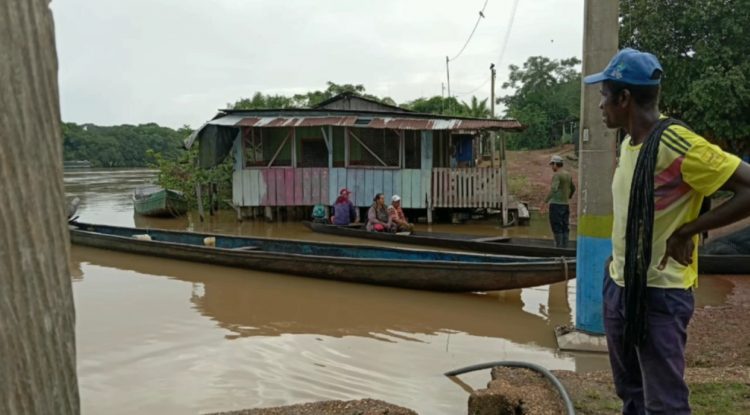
[230,129,505,210]
[234,168,330,207]
[327,168,430,209]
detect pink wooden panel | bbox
[294,169,304,205]
[285,168,295,206]
[275,169,286,205]
[302,168,312,205]
[319,168,329,204]
[263,169,276,206]
[311,168,321,206]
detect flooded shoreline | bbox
[66,169,730,414]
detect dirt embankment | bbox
[506,144,579,222]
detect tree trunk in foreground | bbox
[0,1,80,413]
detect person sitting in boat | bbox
[386,205,398,232]
[331,188,358,226]
[366,193,391,232]
[389,195,414,233]
[311,203,328,224]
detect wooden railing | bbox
[431,168,502,208]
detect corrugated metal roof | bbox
[223,115,521,130]
[185,112,523,149]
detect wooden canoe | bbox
[133,186,187,217]
[69,222,576,292]
[302,221,750,275]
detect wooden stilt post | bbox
[196,183,204,222]
[427,197,433,224]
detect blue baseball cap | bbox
[583,48,663,86]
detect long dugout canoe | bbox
[302,221,749,275]
[70,222,576,292]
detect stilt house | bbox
[185,93,523,222]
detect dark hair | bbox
[554,162,563,167]
[373,193,384,202]
[604,79,661,109]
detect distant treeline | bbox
[62,122,192,167]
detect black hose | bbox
[445,360,575,415]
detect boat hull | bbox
[302,222,748,275]
[70,223,575,292]
[133,189,187,217]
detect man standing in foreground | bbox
[544,154,575,247]
[583,48,750,414]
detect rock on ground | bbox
[468,367,565,415]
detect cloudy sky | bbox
[51,0,584,129]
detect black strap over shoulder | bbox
[622,117,684,348]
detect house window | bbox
[300,138,328,167]
[243,127,293,167]
[348,128,400,167]
[243,128,264,167]
[404,130,421,169]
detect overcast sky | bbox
[51,0,584,129]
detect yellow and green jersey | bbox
[609,122,741,289]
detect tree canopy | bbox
[62,122,191,167]
[230,81,493,118]
[621,0,750,155]
[229,81,397,109]
[498,56,581,150]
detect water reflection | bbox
[71,246,572,346]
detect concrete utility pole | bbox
[445,56,451,98]
[567,0,620,346]
[490,63,496,117]
[0,0,80,412]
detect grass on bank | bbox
[573,382,750,415]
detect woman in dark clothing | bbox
[331,188,357,225]
[366,193,390,232]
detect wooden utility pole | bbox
[0,0,80,413]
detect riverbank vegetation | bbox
[62,122,191,167]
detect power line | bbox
[445,0,489,97]
[452,0,520,98]
[496,0,520,69]
[455,78,490,97]
[449,0,489,62]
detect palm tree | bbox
[461,96,492,118]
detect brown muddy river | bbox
[65,169,733,414]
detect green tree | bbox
[499,56,581,149]
[461,96,492,118]
[404,95,492,118]
[404,96,462,115]
[620,0,750,155]
[62,122,190,167]
[229,82,397,110]
[146,147,233,209]
[229,92,295,110]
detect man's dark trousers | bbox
[548,203,569,247]
[603,271,695,414]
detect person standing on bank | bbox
[544,154,576,247]
[584,48,750,414]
